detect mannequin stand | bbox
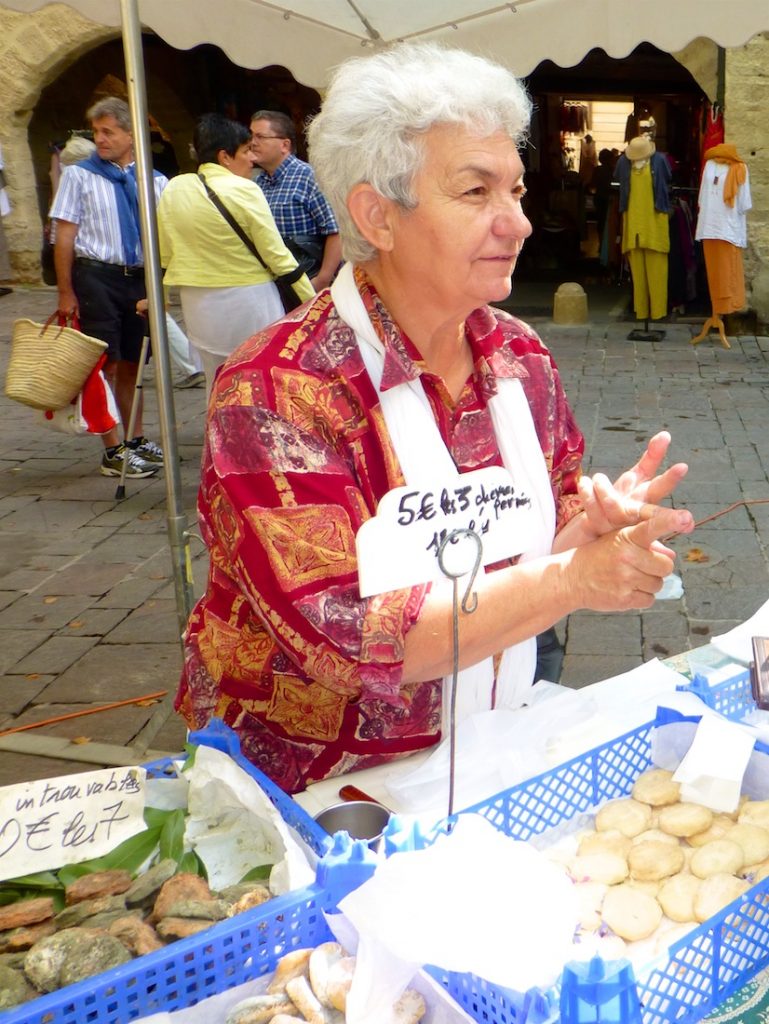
[628,318,665,342]
[691,314,730,349]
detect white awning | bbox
[2,0,768,86]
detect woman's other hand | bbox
[572,431,689,540]
[610,430,688,506]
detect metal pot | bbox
[313,799,391,848]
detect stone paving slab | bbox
[37,643,182,705]
[0,498,116,532]
[562,653,645,687]
[0,674,52,715]
[562,611,643,656]
[0,593,93,631]
[104,598,181,644]
[0,627,53,673]
[13,634,101,676]
[34,562,140,596]
[55,606,128,637]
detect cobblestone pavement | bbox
[0,284,767,784]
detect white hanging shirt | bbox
[695,159,751,248]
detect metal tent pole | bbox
[120,0,194,632]
[117,0,194,755]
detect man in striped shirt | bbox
[51,97,167,478]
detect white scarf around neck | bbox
[331,262,556,731]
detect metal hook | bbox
[437,527,482,614]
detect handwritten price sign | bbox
[356,466,538,597]
[0,766,147,881]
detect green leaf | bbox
[57,825,163,886]
[56,863,94,887]
[159,808,186,864]
[2,871,60,889]
[0,871,65,909]
[181,743,197,771]
[144,806,174,830]
[178,850,206,877]
[238,863,272,883]
[95,824,163,874]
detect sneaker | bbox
[127,436,164,465]
[175,371,205,389]
[100,443,158,479]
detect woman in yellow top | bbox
[157,114,314,395]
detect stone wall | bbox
[0,6,114,281]
[726,31,769,321]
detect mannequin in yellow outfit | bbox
[616,136,672,322]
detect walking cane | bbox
[115,333,151,500]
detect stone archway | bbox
[0,6,115,280]
[0,6,323,285]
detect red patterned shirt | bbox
[176,269,585,793]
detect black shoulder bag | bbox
[197,172,305,313]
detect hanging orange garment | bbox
[701,238,746,314]
[703,143,747,207]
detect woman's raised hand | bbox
[578,431,689,538]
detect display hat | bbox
[625,135,655,161]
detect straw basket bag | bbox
[5,314,107,411]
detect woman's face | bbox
[222,142,256,179]
[385,124,532,314]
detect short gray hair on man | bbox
[307,42,532,265]
[87,96,132,133]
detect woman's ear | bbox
[216,149,231,168]
[347,183,396,252]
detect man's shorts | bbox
[73,260,147,363]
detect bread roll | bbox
[658,802,713,838]
[628,840,685,882]
[595,799,652,838]
[658,873,702,923]
[689,839,744,879]
[569,852,629,886]
[694,873,749,922]
[728,823,769,866]
[602,883,662,941]
[632,769,681,807]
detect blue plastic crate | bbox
[4,882,337,1024]
[1,721,335,1024]
[424,667,769,1024]
[682,668,754,722]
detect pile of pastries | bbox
[561,769,769,943]
[225,941,426,1024]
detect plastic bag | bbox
[35,355,119,435]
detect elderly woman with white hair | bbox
[176,43,693,794]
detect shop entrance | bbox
[517,42,711,315]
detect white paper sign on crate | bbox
[0,765,147,880]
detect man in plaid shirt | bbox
[250,110,342,291]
